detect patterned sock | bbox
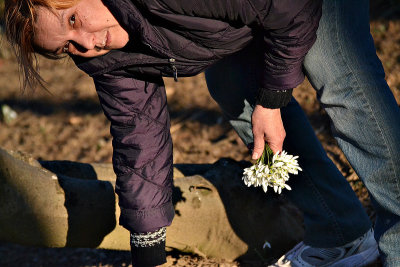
[130,227,167,266]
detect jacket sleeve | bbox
[255,0,322,108]
[138,0,322,108]
[93,73,175,233]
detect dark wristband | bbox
[255,88,293,109]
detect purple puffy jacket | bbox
[73,0,322,233]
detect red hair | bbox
[4,0,79,89]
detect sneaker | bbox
[269,229,379,267]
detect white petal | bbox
[262,183,268,193]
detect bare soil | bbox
[0,9,400,267]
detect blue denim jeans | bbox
[205,0,400,266]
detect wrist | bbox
[255,88,293,108]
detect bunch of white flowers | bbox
[242,145,302,194]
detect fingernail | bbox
[252,153,258,159]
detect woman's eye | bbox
[63,41,70,53]
[69,15,75,26]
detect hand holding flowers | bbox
[242,144,302,194]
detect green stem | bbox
[257,145,264,164]
[257,143,274,166]
[266,143,274,166]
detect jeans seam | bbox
[333,2,399,196]
[285,128,346,244]
[298,161,346,245]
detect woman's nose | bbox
[71,31,96,51]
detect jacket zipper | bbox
[144,41,179,82]
[168,58,178,82]
[143,41,212,82]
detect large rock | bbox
[0,148,303,261]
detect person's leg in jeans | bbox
[205,38,371,248]
[303,0,400,265]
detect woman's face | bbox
[34,0,129,58]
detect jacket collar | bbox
[72,0,171,76]
[102,0,145,39]
[72,0,147,76]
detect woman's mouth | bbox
[105,31,111,49]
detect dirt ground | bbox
[1,6,400,267]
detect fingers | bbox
[252,131,265,160]
[266,135,284,155]
[265,122,285,155]
[251,105,286,159]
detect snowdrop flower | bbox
[242,144,302,194]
